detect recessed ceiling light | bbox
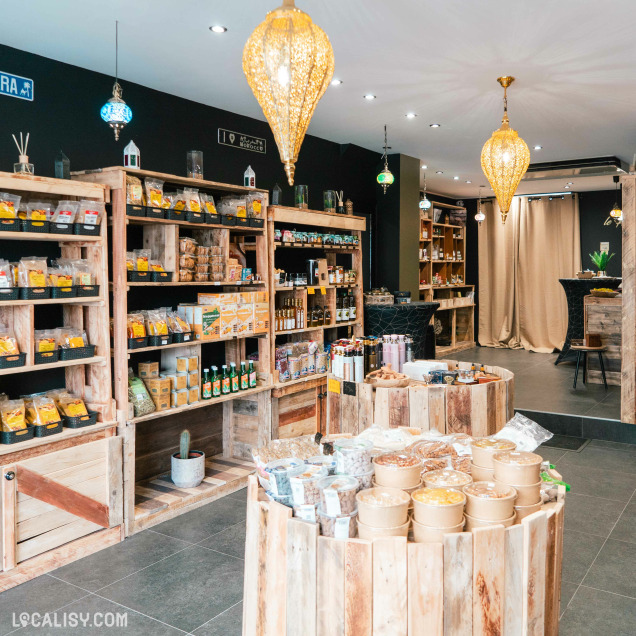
[421,165,428,170]
[453,176,459,180]
[534,145,542,150]
[331,79,343,86]
[209,25,227,33]
[564,185,571,189]
[364,94,376,100]
[466,180,472,184]
[567,182,573,185]
[436,171,443,174]
[406,113,417,119]
[430,123,441,128]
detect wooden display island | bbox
[327,361,514,436]
[242,476,565,636]
[584,294,621,386]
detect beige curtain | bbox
[478,195,581,353]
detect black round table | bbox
[556,278,621,365]
[364,301,439,358]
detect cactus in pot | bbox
[171,429,205,488]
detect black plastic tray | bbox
[76,284,100,297]
[236,217,250,227]
[19,287,51,300]
[249,218,265,228]
[33,420,64,437]
[0,425,35,445]
[74,223,101,236]
[185,211,205,224]
[148,334,173,347]
[172,331,193,343]
[151,271,173,282]
[20,219,50,233]
[221,216,237,226]
[34,349,59,365]
[128,336,148,349]
[205,213,221,225]
[0,288,19,301]
[166,209,185,221]
[58,344,96,361]
[145,207,165,219]
[0,353,26,369]
[63,410,98,429]
[126,204,146,217]
[0,218,20,232]
[128,271,151,282]
[51,285,77,299]
[49,222,74,234]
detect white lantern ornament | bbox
[124,140,140,169]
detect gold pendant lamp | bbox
[243,0,335,186]
[480,76,530,224]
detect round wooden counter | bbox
[242,476,565,635]
[327,360,515,437]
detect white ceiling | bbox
[5,0,636,197]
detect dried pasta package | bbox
[162,192,175,209]
[59,328,88,349]
[172,190,187,211]
[200,193,218,215]
[0,260,12,288]
[0,192,21,219]
[18,257,48,288]
[150,260,165,272]
[1,399,26,432]
[76,200,105,225]
[144,178,164,209]
[34,330,57,353]
[125,252,135,271]
[72,260,94,285]
[52,200,79,223]
[126,175,144,205]
[58,394,88,418]
[127,313,146,338]
[32,395,61,425]
[184,188,202,212]
[0,326,19,356]
[134,249,151,271]
[27,202,52,221]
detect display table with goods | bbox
[243,416,566,636]
[325,352,514,437]
[74,167,271,535]
[0,171,122,592]
[267,204,366,441]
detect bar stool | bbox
[570,344,608,390]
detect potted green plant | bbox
[589,250,614,277]
[171,429,205,488]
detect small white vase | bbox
[171,451,205,488]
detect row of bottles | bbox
[274,292,358,330]
[336,290,357,323]
[308,302,332,327]
[275,298,304,331]
[381,334,414,373]
[201,361,257,398]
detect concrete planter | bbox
[171,450,205,488]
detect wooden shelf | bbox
[274,242,358,252]
[433,260,464,263]
[125,280,266,287]
[1,171,107,199]
[431,284,474,289]
[275,284,359,292]
[125,216,265,234]
[0,421,116,458]
[275,320,360,336]
[273,372,328,390]
[0,231,102,242]
[130,384,271,424]
[0,356,106,377]
[0,296,102,307]
[436,341,476,356]
[433,222,464,228]
[127,333,266,354]
[435,303,476,312]
[269,205,366,231]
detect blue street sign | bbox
[0,71,34,101]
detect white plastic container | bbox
[334,439,373,475]
[317,508,358,539]
[290,464,328,506]
[317,475,359,515]
[264,457,305,497]
[306,455,336,476]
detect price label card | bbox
[323,487,341,516]
[307,287,315,294]
[290,478,305,505]
[328,377,341,394]
[334,517,350,539]
[320,286,326,295]
[296,504,316,523]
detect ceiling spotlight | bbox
[436,170,443,174]
[564,185,571,189]
[406,113,417,119]
[466,180,472,184]
[453,176,459,180]
[430,123,441,128]
[534,145,542,150]
[364,94,376,100]
[566,182,573,185]
[331,79,343,86]
[210,25,227,33]
[421,164,428,170]
[549,196,553,201]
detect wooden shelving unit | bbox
[418,200,475,356]
[74,167,272,534]
[0,171,121,592]
[267,205,366,439]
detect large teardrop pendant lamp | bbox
[243,0,335,186]
[480,76,530,224]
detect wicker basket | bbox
[364,293,394,305]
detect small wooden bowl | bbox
[590,289,619,298]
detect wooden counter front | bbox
[584,295,622,386]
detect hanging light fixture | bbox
[420,171,432,210]
[605,175,623,226]
[100,21,132,141]
[243,0,334,185]
[480,76,530,224]
[475,186,486,224]
[377,125,394,194]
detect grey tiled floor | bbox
[2,444,635,634]
[454,346,621,420]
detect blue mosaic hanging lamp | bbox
[101,21,132,141]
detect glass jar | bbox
[323,190,336,214]
[295,185,309,209]
[186,150,204,179]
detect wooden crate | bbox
[584,295,621,386]
[242,475,565,636]
[326,361,514,435]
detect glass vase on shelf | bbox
[187,151,203,179]
[295,185,309,209]
[323,190,336,214]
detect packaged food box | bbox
[171,389,189,407]
[188,369,199,388]
[138,361,159,378]
[174,372,188,390]
[197,292,237,305]
[219,303,237,337]
[252,291,269,304]
[176,356,189,372]
[144,377,171,396]
[236,303,253,334]
[152,395,170,411]
[191,304,220,341]
[239,291,254,305]
[253,303,270,334]
[188,355,198,371]
[188,386,199,403]
[162,373,177,391]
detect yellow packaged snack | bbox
[18,257,48,288]
[145,310,169,336]
[144,178,164,208]
[1,399,26,432]
[0,192,21,219]
[127,313,146,338]
[200,193,217,215]
[184,188,201,212]
[126,252,135,271]
[134,249,150,272]
[27,202,51,221]
[161,193,175,209]
[58,394,88,418]
[126,175,143,205]
[150,261,165,272]
[0,329,19,356]
[33,396,61,425]
[34,330,57,352]
[173,191,187,211]
[59,328,88,349]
